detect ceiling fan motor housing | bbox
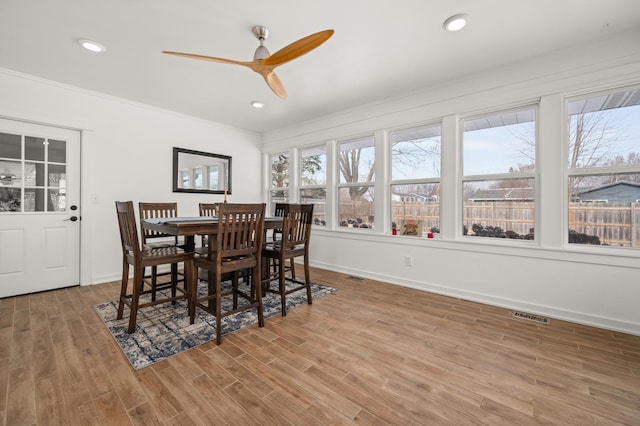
[252,26,270,60]
[252,26,269,41]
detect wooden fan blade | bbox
[263,29,334,67]
[263,72,287,99]
[162,51,253,68]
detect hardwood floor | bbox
[1,266,639,425]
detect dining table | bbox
[142,215,283,252]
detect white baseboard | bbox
[309,260,640,337]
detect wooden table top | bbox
[142,216,282,237]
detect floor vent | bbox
[347,275,365,281]
[512,311,550,325]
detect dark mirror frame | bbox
[172,147,232,194]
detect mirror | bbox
[173,147,231,194]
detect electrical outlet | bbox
[404,255,413,266]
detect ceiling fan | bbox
[163,26,334,99]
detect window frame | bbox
[336,135,376,231]
[564,85,640,249]
[268,151,290,208]
[299,145,327,227]
[389,123,443,237]
[460,104,539,243]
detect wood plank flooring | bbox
[1,266,639,425]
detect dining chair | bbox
[115,201,194,333]
[271,203,296,279]
[192,203,266,344]
[261,203,314,316]
[198,203,218,248]
[198,202,218,217]
[139,202,185,301]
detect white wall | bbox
[0,69,263,285]
[263,28,640,335]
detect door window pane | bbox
[48,139,66,163]
[0,132,21,158]
[24,188,45,212]
[25,136,45,161]
[48,164,66,187]
[0,132,69,213]
[23,162,45,186]
[0,188,20,212]
[0,160,21,186]
[48,189,65,211]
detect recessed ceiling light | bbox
[443,14,469,32]
[251,101,265,108]
[78,39,106,53]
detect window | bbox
[193,167,204,189]
[208,165,219,190]
[0,132,67,212]
[462,107,536,240]
[299,146,327,226]
[567,87,640,248]
[269,152,289,206]
[390,125,441,237]
[337,136,375,229]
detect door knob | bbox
[65,216,79,222]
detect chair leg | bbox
[215,272,223,345]
[188,260,196,324]
[279,258,287,316]
[207,270,215,312]
[289,258,296,280]
[254,264,264,327]
[127,266,144,334]
[170,263,178,304]
[150,266,158,301]
[117,259,129,320]
[304,255,312,305]
[232,271,239,309]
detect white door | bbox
[0,118,81,297]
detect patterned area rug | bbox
[94,279,335,370]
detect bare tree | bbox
[514,111,634,196]
[271,154,289,188]
[339,148,375,200]
[271,154,323,188]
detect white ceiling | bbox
[1,1,639,134]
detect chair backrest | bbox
[281,204,314,250]
[206,203,266,261]
[115,201,141,260]
[139,202,179,245]
[199,203,218,217]
[272,202,288,240]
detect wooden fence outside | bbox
[327,201,640,246]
